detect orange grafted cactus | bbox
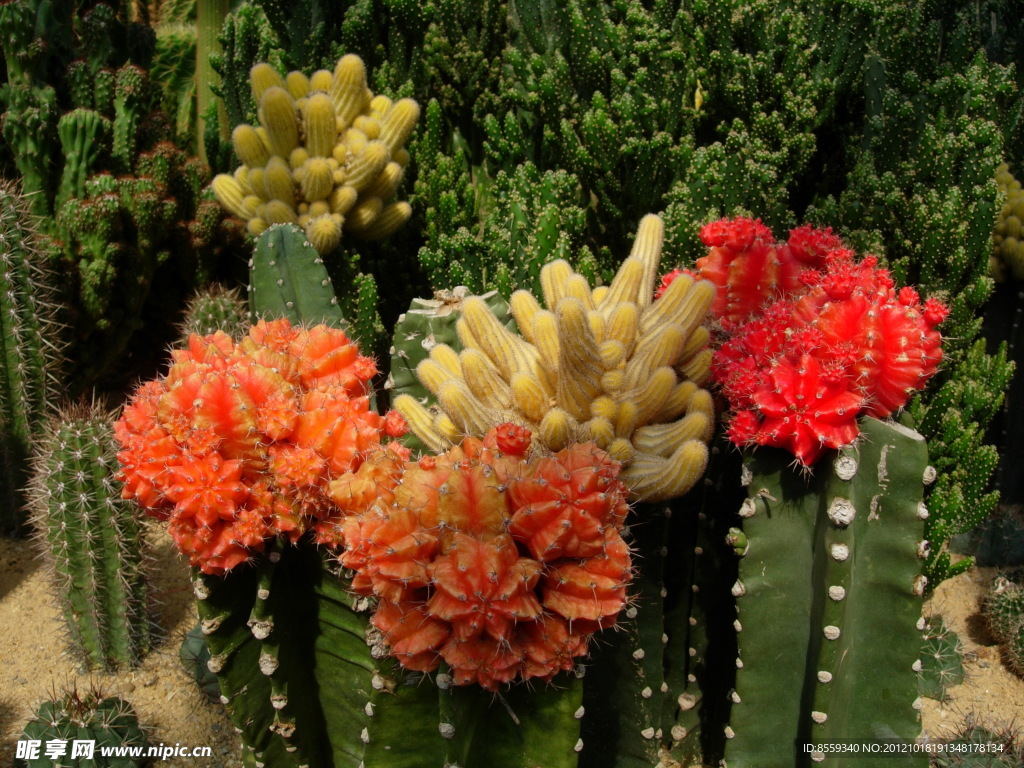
[115,318,402,575]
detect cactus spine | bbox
[727,417,930,767]
[28,402,153,670]
[18,685,149,767]
[0,178,62,532]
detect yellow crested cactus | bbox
[394,214,717,502]
[211,54,418,254]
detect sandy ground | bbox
[1,530,1021,768]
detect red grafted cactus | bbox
[330,426,633,690]
[114,318,407,574]
[705,223,949,466]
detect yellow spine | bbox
[344,142,390,192]
[540,260,574,309]
[362,162,404,201]
[259,86,299,158]
[434,412,460,444]
[416,358,459,396]
[369,94,393,118]
[590,395,619,423]
[289,147,310,171]
[639,271,695,334]
[262,156,296,209]
[428,344,463,378]
[625,324,686,389]
[461,297,540,383]
[614,399,638,437]
[263,199,298,225]
[627,214,665,311]
[630,366,677,427]
[654,380,698,422]
[438,380,492,434]
[250,63,285,103]
[582,417,614,448]
[566,274,595,310]
[350,201,411,240]
[510,290,542,343]
[309,69,333,93]
[393,394,450,452]
[212,174,252,219]
[678,348,712,385]
[247,217,268,236]
[331,54,370,127]
[621,440,708,502]
[556,298,604,420]
[587,309,606,343]
[344,197,383,232]
[530,310,560,373]
[303,93,337,158]
[511,373,549,423]
[460,348,513,409]
[632,412,711,457]
[285,71,310,99]
[299,157,334,202]
[329,186,358,215]
[234,165,254,196]
[378,98,420,155]
[676,327,710,367]
[591,285,609,304]
[539,408,576,451]
[606,438,634,463]
[599,258,644,310]
[353,115,381,140]
[599,340,626,370]
[304,214,342,255]
[232,124,270,168]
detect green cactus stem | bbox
[195,0,230,164]
[18,684,149,768]
[179,623,222,702]
[177,282,250,340]
[726,417,930,768]
[248,223,345,328]
[27,401,153,669]
[0,178,63,532]
[55,107,111,212]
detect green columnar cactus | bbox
[27,402,153,669]
[0,179,63,532]
[726,417,930,768]
[18,685,149,768]
[55,108,112,211]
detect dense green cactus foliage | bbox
[17,685,149,768]
[177,282,250,340]
[0,179,63,532]
[726,417,930,767]
[27,402,153,669]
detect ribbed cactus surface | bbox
[0,178,62,532]
[726,416,931,768]
[28,402,152,670]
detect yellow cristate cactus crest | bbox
[394,214,717,502]
[211,54,419,254]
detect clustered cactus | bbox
[113,318,407,573]
[212,54,418,254]
[395,214,717,502]
[993,163,1024,282]
[699,218,948,466]
[329,424,632,689]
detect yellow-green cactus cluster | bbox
[993,162,1024,281]
[394,214,717,502]
[211,55,419,254]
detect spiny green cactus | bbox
[932,724,1024,768]
[918,617,965,702]
[726,417,930,768]
[17,684,149,768]
[27,401,153,670]
[0,179,63,533]
[983,574,1024,678]
[177,282,250,340]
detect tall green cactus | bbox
[0,179,63,533]
[27,402,153,669]
[726,417,930,768]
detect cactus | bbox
[27,401,153,669]
[17,684,149,767]
[918,617,965,702]
[177,283,250,340]
[0,179,63,532]
[932,723,1024,768]
[983,574,1024,678]
[725,416,931,768]
[179,623,222,702]
[211,53,418,253]
[395,214,716,502]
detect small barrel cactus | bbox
[179,623,222,702]
[27,402,153,670]
[918,617,965,701]
[983,574,1024,677]
[17,684,149,768]
[177,283,251,340]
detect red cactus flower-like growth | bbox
[114,319,408,574]
[696,222,948,466]
[330,425,632,690]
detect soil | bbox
[1,531,1021,768]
